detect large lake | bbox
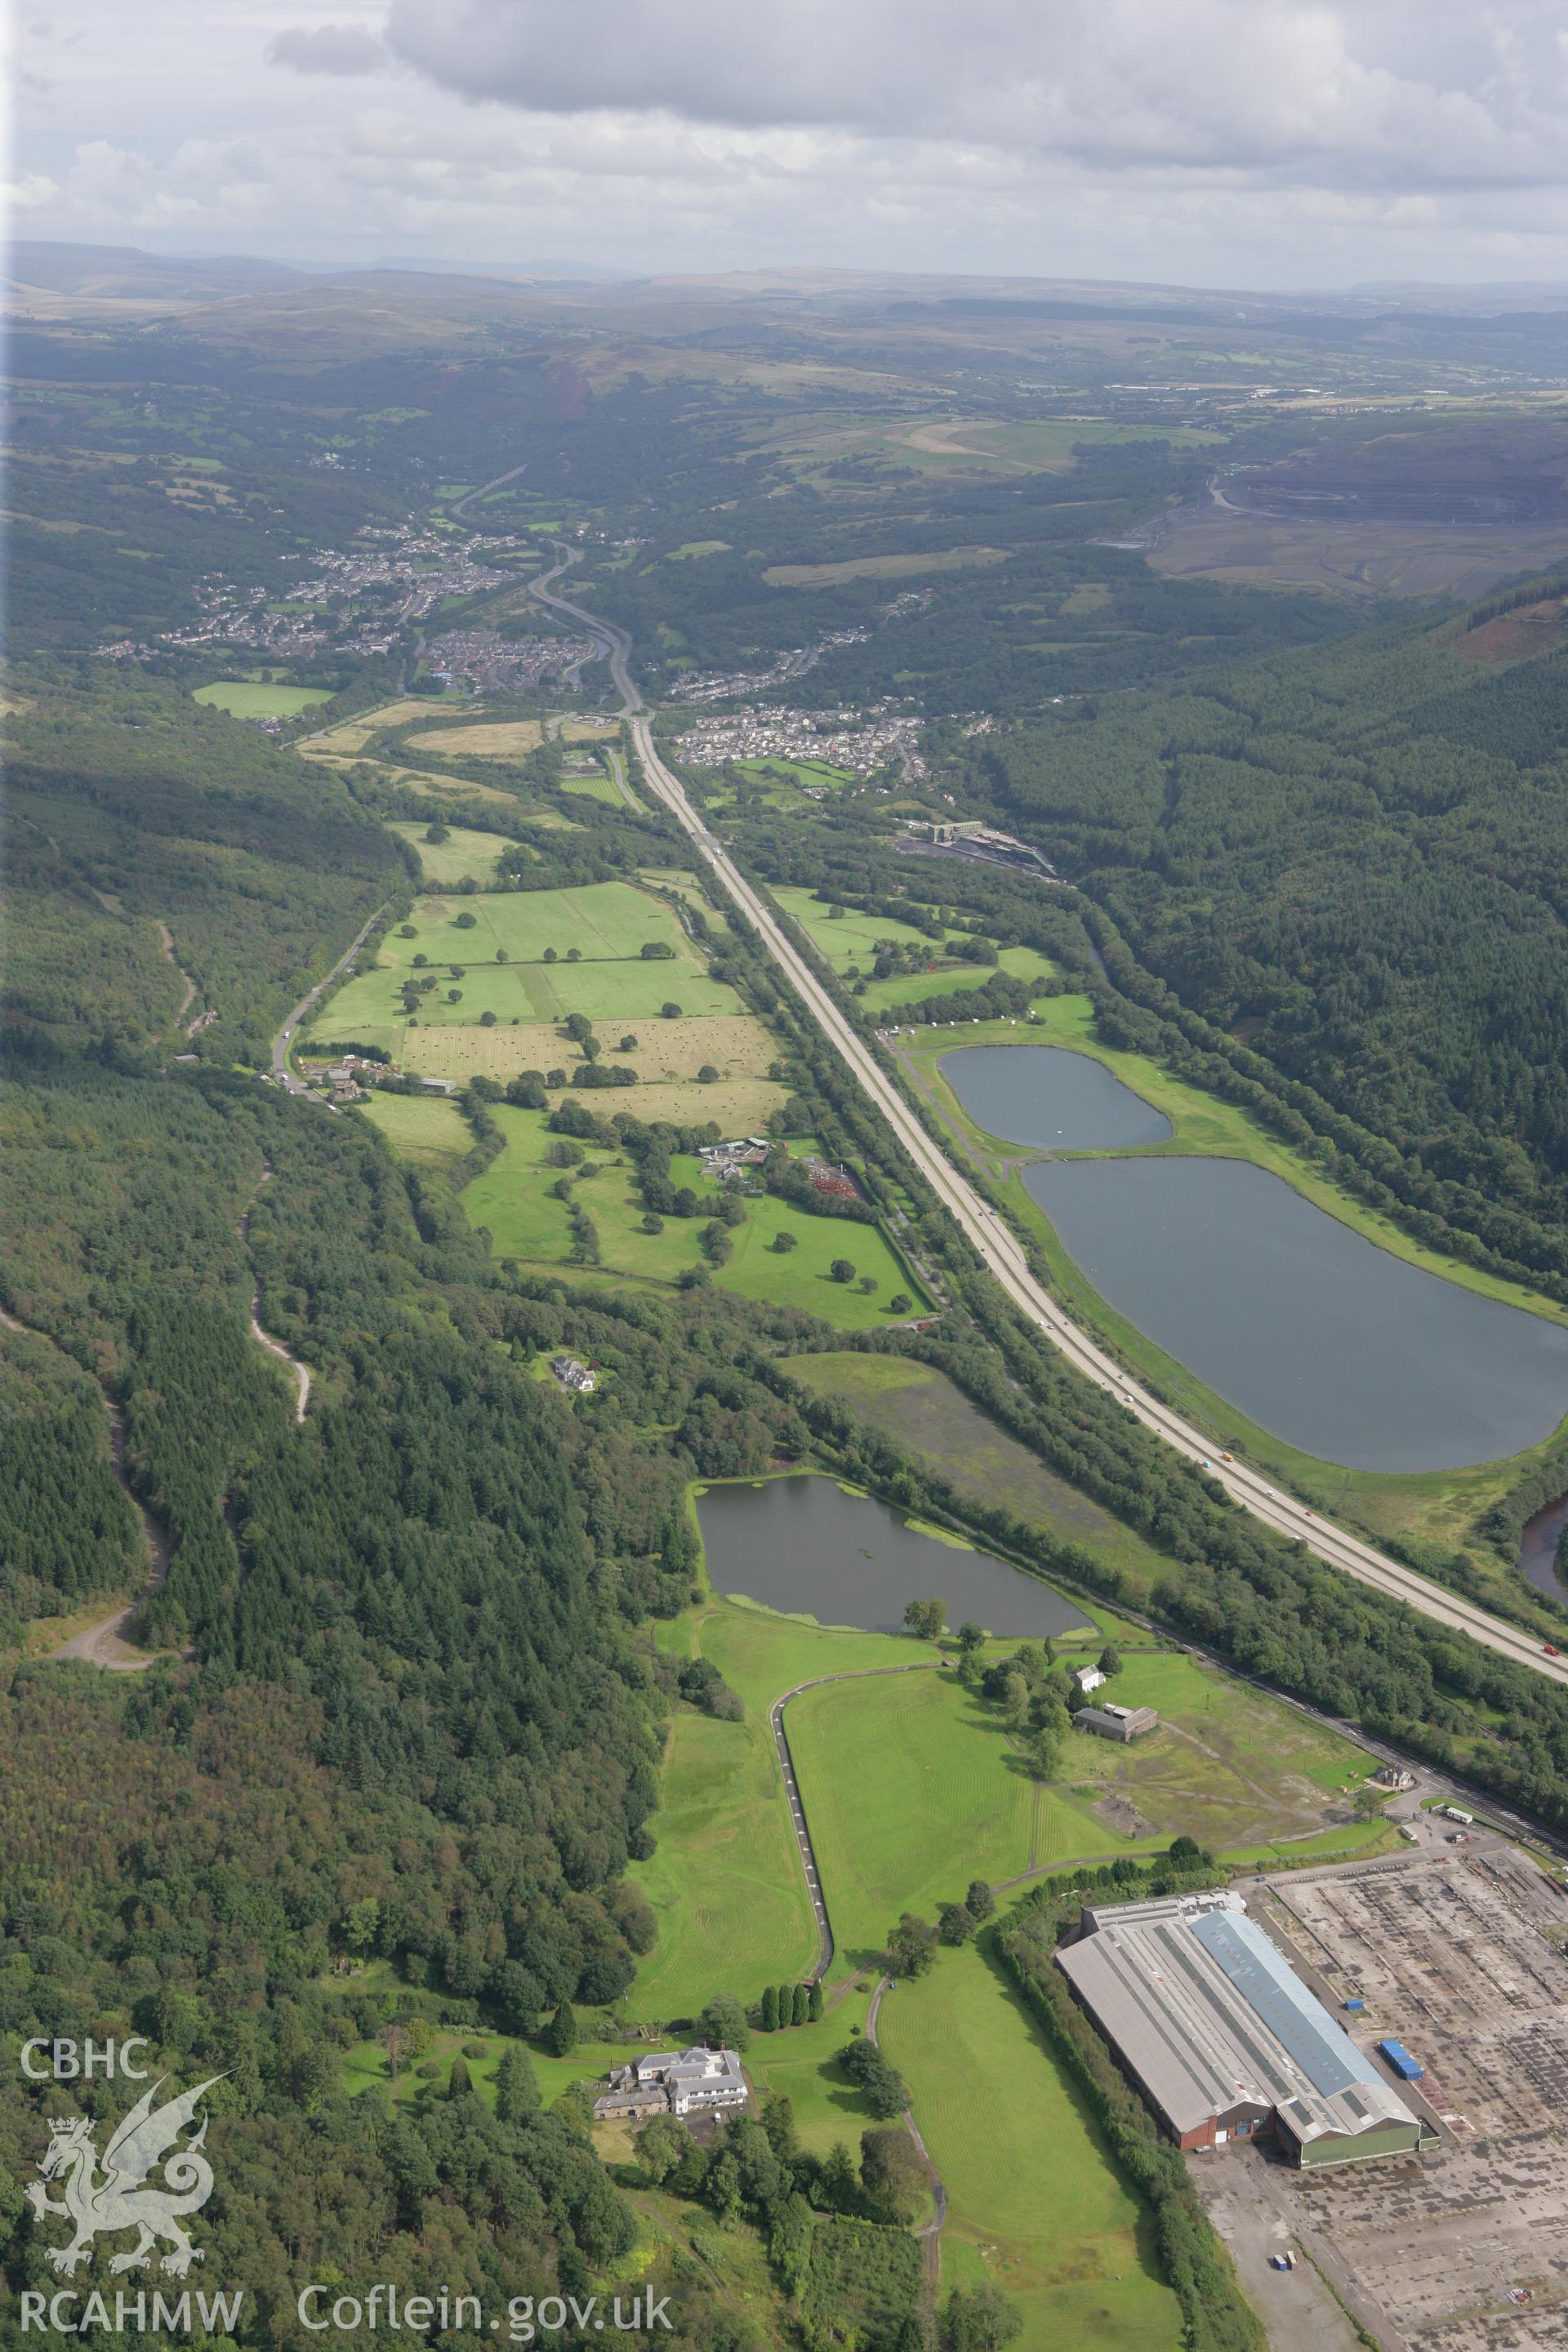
[696,1474,1088,1637]
[941,1043,1172,1150]
[1025,1156,1568,1472]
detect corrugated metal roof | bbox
[1189,1909,1374,2099]
[1056,1891,1419,2149]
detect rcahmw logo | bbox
[20,2064,242,2332]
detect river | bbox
[695,1473,1088,1637]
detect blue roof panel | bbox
[1190,1910,1383,2099]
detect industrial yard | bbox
[1193,1845,1568,2350]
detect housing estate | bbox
[592,2046,748,2122]
[1055,1890,1427,2168]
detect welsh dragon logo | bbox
[26,2074,226,2278]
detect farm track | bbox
[270,901,393,1094]
[153,920,198,1034]
[527,552,1568,1697]
[866,1972,948,2287]
[239,1163,312,1422]
[0,1305,170,1673]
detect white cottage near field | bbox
[593,2046,747,2121]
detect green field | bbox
[640,1575,1373,1996]
[459,1114,926,1322]
[358,1089,474,1170]
[783,1353,1173,1599]
[630,1591,947,2017]
[878,1947,1183,2351]
[735,758,857,791]
[897,996,1568,1566]
[786,1670,1049,1967]
[192,679,332,718]
[782,1658,1296,1969]
[379,880,700,969]
[315,880,737,1044]
[560,768,625,806]
[626,1567,1380,2342]
[862,950,1056,1014]
[770,886,1057,1013]
[773,887,947,972]
[627,1610,822,2014]
[386,822,519,885]
[708,1178,926,1325]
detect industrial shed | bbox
[1055,1890,1426,2168]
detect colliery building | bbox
[1055,1890,1427,2168]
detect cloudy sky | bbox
[15,0,1568,287]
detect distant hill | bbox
[6,241,309,300]
[374,253,628,283]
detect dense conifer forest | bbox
[974,599,1568,1285]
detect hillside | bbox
[981,589,1568,1290]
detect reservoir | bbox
[696,1473,1088,1637]
[1519,1493,1568,1603]
[1025,1156,1568,1472]
[941,1043,1172,1151]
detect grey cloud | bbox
[379,0,1568,194]
[270,23,388,76]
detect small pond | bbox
[941,1043,1171,1151]
[1025,1155,1568,1472]
[696,1473,1089,1637]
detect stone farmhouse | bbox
[592,2046,748,2122]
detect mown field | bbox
[314,878,737,1052]
[390,1010,773,1086]
[784,1669,1048,1967]
[735,758,856,791]
[629,1606,822,2017]
[192,679,331,717]
[560,768,625,806]
[762,546,1012,587]
[357,1089,473,1170]
[385,822,519,886]
[630,1596,925,2016]
[877,1946,1183,2352]
[770,884,1057,1013]
[298,697,434,752]
[459,1115,924,1321]
[404,718,545,759]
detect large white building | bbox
[593,2047,748,2121]
[1056,1890,1426,2167]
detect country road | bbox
[528,549,1568,1694]
[269,901,392,1094]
